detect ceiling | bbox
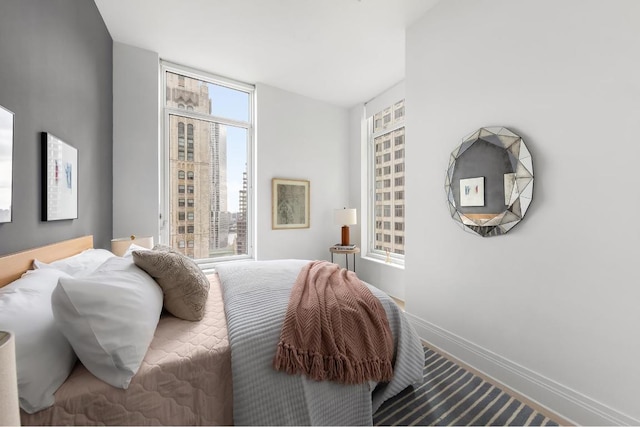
[94,0,440,108]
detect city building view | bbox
[165,71,249,259]
[372,99,405,256]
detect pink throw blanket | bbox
[273,261,394,384]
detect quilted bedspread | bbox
[215,259,424,426]
[20,275,232,426]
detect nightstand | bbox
[329,246,360,272]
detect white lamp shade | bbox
[0,331,20,426]
[334,208,357,226]
[111,235,154,256]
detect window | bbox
[178,170,185,179]
[163,63,253,261]
[187,125,194,161]
[178,212,185,221]
[367,97,405,264]
[178,123,185,146]
[178,225,185,234]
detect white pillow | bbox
[33,248,115,277]
[51,256,162,389]
[0,268,77,414]
[122,243,151,258]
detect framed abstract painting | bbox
[272,178,310,229]
[41,132,78,221]
[0,105,13,223]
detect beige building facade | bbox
[166,71,230,258]
[373,100,405,256]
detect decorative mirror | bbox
[444,127,534,237]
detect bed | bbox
[0,236,424,426]
[0,236,232,426]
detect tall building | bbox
[236,171,248,255]
[373,100,405,255]
[209,122,230,250]
[166,72,230,258]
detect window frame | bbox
[364,98,405,267]
[160,61,255,265]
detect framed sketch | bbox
[0,105,14,224]
[41,132,78,221]
[459,176,484,207]
[272,178,310,229]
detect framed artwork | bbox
[272,178,310,229]
[459,176,484,207]
[41,132,78,221]
[0,105,14,224]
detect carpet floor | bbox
[374,346,560,426]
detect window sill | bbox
[360,254,405,270]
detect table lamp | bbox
[111,235,154,256]
[0,331,20,426]
[334,208,357,246]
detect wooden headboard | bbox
[0,235,94,288]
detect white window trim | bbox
[160,60,255,265]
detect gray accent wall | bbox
[0,0,113,254]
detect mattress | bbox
[20,275,233,426]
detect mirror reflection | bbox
[444,127,533,237]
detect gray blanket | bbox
[215,259,424,426]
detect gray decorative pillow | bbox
[132,250,210,321]
[152,243,181,254]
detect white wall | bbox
[256,83,350,261]
[112,51,350,262]
[404,0,640,424]
[113,43,160,241]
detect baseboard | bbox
[406,313,639,426]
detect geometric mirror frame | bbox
[445,126,534,237]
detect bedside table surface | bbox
[329,246,360,254]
